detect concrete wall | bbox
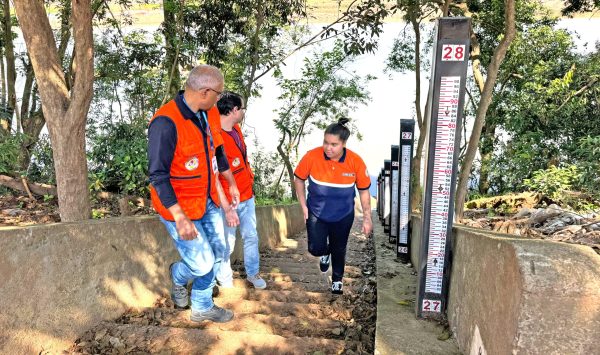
[411,216,600,354]
[0,204,303,354]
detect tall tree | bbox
[273,43,372,198]
[454,0,516,219]
[14,0,94,221]
[0,0,15,135]
[387,0,438,211]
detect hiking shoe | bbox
[190,305,234,323]
[331,281,343,295]
[169,263,189,309]
[247,274,267,289]
[319,255,331,273]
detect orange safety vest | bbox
[218,124,254,203]
[149,100,222,221]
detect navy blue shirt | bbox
[148,92,230,209]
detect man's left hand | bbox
[229,185,240,209]
[225,208,240,227]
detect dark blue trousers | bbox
[306,211,354,282]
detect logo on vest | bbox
[232,157,241,167]
[185,157,199,171]
[342,172,355,177]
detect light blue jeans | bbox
[160,199,226,312]
[217,196,260,284]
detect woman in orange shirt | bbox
[294,118,373,294]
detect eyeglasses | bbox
[200,87,223,99]
[238,106,247,112]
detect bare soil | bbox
[64,217,378,354]
[0,191,152,227]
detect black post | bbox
[378,170,383,222]
[416,18,470,319]
[397,119,415,263]
[383,160,391,234]
[389,145,400,244]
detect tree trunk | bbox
[14,0,94,222]
[276,141,297,200]
[0,174,57,196]
[1,52,5,109]
[478,122,496,195]
[454,0,516,220]
[1,0,15,134]
[409,13,426,212]
[411,90,430,212]
[242,0,264,106]
[162,0,182,101]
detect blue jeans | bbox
[160,199,226,312]
[217,196,261,284]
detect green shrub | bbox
[27,134,56,184]
[523,165,580,200]
[0,133,25,175]
[87,120,149,197]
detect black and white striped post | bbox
[397,119,415,263]
[377,170,383,222]
[383,160,391,234]
[417,17,470,319]
[389,145,400,244]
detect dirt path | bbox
[66,216,377,354]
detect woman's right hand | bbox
[302,205,308,222]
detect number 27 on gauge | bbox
[422,299,441,312]
[442,44,466,61]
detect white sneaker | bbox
[331,281,343,294]
[319,255,331,273]
[247,274,267,289]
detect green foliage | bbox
[93,30,165,122]
[27,134,55,184]
[87,119,149,197]
[274,41,372,151]
[272,41,373,197]
[91,209,105,219]
[255,196,296,206]
[573,136,600,198]
[250,144,291,201]
[385,1,435,75]
[562,0,600,15]
[485,24,600,195]
[0,133,24,175]
[523,165,581,200]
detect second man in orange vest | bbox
[148,65,241,323]
[215,92,267,290]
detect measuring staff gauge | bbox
[390,146,400,244]
[383,160,391,234]
[397,120,415,263]
[417,17,470,319]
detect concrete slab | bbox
[373,212,461,355]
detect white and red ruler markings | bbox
[425,76,460,296]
